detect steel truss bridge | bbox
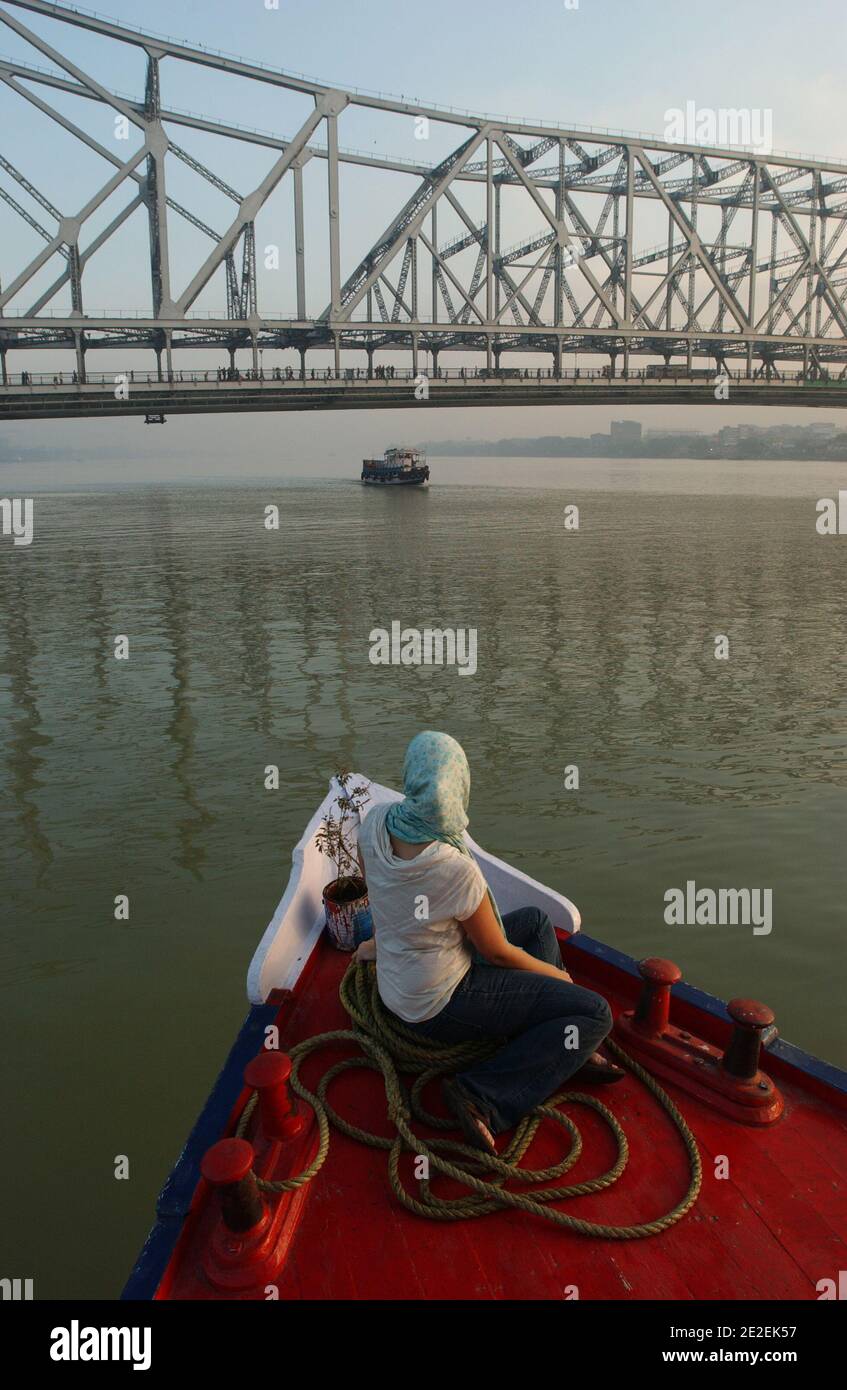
[2,0,847,420]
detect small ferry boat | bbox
[124,777,847,1301]
[361,445,429,485]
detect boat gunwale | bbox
[565,930,847,1102]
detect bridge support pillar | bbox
[366,347,373,380]
[165,332,174,382]
[333,333,341,376]
[0,346,6,386]
[73,330,86,384]
[228,346,236,376]
[431,349,439,379]
[251,333,259,372]
[300,347,307,380]
[153,329,164,382]
[412,332,419,377]
[486,339,492,371]
[554,340,563,377]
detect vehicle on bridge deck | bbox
[124,778,847,1302]
[645,364,719,380]
[361,446,430,486]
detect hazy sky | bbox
[1,0,846,474]
[1,0,836,158]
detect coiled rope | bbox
[235,961,701,1239]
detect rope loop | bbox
[235,961,702,1238]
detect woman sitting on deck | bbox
[354,730,622,1154]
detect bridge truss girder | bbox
[1,0,847,380]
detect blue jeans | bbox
[402,906,613,1134]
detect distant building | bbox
[610,420,642,443]
[645,428,703,438]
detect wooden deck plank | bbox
[687,1102,847,1285]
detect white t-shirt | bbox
[357,803,487,1022]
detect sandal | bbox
[442,1078,497,1154]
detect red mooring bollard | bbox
[614,961,784,1126]
[244,1050,307,1141]
[633,957,682,1036]
[721,999,778,1081]
[197,1057,317,1292]
[200,1138,267,1235]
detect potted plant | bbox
[315,773,372,951]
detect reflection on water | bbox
[2,560,54,881]
[2,475,845,980]
[0,464,845,1295]
[153,524,217,881]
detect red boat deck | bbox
[163,936,847,1301]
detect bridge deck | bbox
[3,374,846,421]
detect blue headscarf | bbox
[385,731,504,930]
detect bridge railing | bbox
[2,367,834,390]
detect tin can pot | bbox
[323,876,369,952]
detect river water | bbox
[1,456,845,1296]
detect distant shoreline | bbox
[425,436,847,463]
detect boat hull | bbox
[361,470,429,486]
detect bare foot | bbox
[468,1110,497,1151]
[576,1049,626,1082]
[442,1079,497,1153]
